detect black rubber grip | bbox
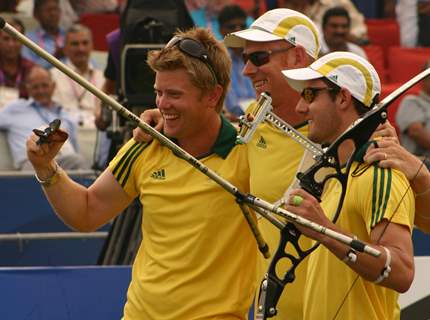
[0,17,5,29]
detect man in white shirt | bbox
[51,24,104,128]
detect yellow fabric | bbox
[246,101,311,320]
[109,135,257,320]
[303,163,415,320]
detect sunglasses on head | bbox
[242,47,294,67]
[300,87,339,104]
[165,36,218,84]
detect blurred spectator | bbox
[50,24,104,128]
[0,0,19,12]
[0,18,35,107]
[277,0,368,44]
[69,0,118,15]
[396,60,430,163]
[22,0,66,69]
[321,6,367,58]
[396,0,418,47]
[186,0,234,39]
[218,5,255,119]
[418,0,430,46]
[0,66,88,170]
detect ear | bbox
[290,45,308,68]
[337,88,353,111]
[206,84,224,109]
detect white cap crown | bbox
[224,8,321,60]
[283,51,381,107]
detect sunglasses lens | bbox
[302,88,315,103]
[179,39,205,58]
[243,51,270,67]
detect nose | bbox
[295,98,309,115]
[242,59,258,78]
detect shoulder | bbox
[2,99,30,112]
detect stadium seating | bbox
[366,19,400,49]
[80,13,120,51]
[363,45,386,83]
[387,47,430,83]
[380,82,421,134]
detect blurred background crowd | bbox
[0,0,429,171]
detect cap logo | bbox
[329,74,338,83]
[272,16,320,59]
[316,58,374,107]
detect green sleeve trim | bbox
[371,166,392,229]
[112,141,150,187]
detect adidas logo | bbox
[256,136,267,149]
[151,169,166,180]
[329,74,338,83]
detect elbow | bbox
[393,265,415,293]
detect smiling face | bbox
[154,69,217,142]
[295,79,343,144]
[242,40,301,111]
[323,15,350,50]
[26,67,56,107]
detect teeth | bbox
[163,114,179,120]
[254,80,267,89]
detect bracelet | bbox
[374,246,392,284]
[342,249,357,263]
[34,162,61,187]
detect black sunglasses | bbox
[242,47,294,67]
[165,36,218,84]
[300,87,339,104]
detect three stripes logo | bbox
[256,136,267,149]
[151,168,166,180]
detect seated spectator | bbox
[186,0,255,40]
[277,0,369,44]
[320,6,367,58]
[218,5,255,119]
[0,17,34,108]
[396,60,430,165]
[51,24,104,128]
[22,0,66,69]
[0,66,88,170]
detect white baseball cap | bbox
[282,51,381,107]
[223,8,321,60]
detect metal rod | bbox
[0,18,380,258]
[0,232,108,241]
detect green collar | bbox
[169,115,237,159]
[211,115,237,159]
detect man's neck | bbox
[73,62,90,75]
[42,26,59,37]
[178,115,222,158]
[327,42,348,52]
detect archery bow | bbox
[257,67,430,319]
[0,17,379,262]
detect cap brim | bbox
[224,28,282,47]
[281,67,323,92]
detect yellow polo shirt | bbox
[109,117,257,320]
